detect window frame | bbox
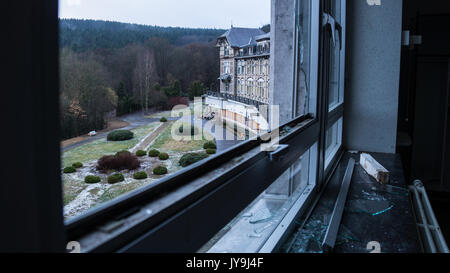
[30,0,348,253]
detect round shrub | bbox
[136,150,147,157]
[63,166,76,174]
[153,166,168,175]
[203,141,217,150]
[115,150,131,156]
[72,162,83,169]
[160,117,168,122]
[108,173,124,184]
[97,152,140,172]
[107,130,134,141]
[159,152,169,160]
[84,175,101,184]
[206,149,216,155]
[133,171,148,180]
[179,153,209,167]
[148,149,160,157]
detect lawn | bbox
[149,122,212,153]
[62,123,159,167]
[62,118,215,218]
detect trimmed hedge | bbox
[107,130,134,141]
[136,150,147,157]
[148,149,160,157]
[63,166,76,174]
[160,117,168,122]
[203,141,217,150]
[85,175,101,184]
[159,152,169,160]
[179,153,209,167]
[97,151,140,172]
[133,171,148,180]
[108,173,125,184]
[72,162,83,168]
[153,166,168,175]
[206,149,216,155]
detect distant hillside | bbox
[59,19,226,52]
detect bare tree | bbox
[133,47,158,113]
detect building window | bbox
[224,46,229,56]
[247,79,254,97]
[257,79,264,99]
[223,61,230,74]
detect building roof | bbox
[218,27,266,48]
[255,33,270,41]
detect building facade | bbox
[216,28,270,104]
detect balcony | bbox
[205,91,267,110]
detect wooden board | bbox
[360,153,390,184]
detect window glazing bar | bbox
[322,157,355,252]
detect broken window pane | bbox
[200,145,317,253]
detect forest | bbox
[60,19,225,140]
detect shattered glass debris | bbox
[249,207,273,224]
[346,199,395,216]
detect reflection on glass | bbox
[328,0,342,109]
[331,0,341,23]
[325,118,342,167]
[328,29,340,109]
[296,0,312,116]
[200,146,316,253]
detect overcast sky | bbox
[59,0,270,29]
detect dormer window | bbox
[224,46,229,56]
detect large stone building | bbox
[216,27,270,104]
[204,27,271,134]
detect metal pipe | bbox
[414,180,450,253]
[409,184,437,253]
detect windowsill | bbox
[201,184,315,253]
[280,152,421,253]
